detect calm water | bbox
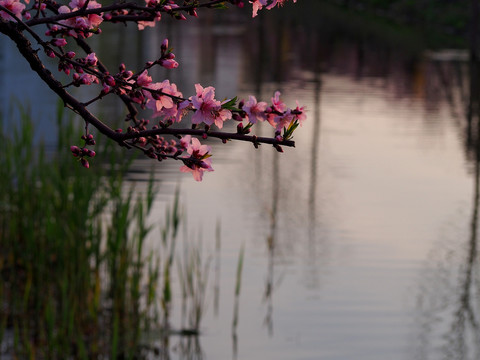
[2,2,480,359]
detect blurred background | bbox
[2,0,480,359]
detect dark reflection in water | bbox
[412,56,480,360]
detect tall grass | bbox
[0,103,159,359]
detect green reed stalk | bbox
[0,102,159,359]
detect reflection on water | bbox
[4,2,480,359]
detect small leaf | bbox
[221,96,238,109]
[210,2,229,9]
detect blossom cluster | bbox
[0,0,303,181]
[250,0,297,17]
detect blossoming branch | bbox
[0,0,304,181]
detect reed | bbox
[0,103,158,359]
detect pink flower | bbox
[137,11,161,30]
[180,134,192,149]
[144,80,183,120]
[193,83,215,98]
[266,0,286,9]
[274,111,295,131]
[85,52,98,66]
[58,0,103,36]
[174,100,192,123]
[271,91,287,113]
[73,73,98,85]
[293,100,306,126]
[136,70,152,87]
[191,84,232,129]
[0,0,25,21]
[250,0,297,17]
[250,0,267,17]
[180,137,214,181]
[243,95,267,124]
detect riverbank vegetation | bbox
[0,104,207,359]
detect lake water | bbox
[2,2,480,359]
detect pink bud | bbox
[101,85,111,94]
[81,158,90,168]
[66,51,76,59]
[46,49,55,58]
[137,137,147,147]
[159,59,178,69]
[104,12,112,20]
[52,38,67,47]
[104,75,115,86]
[161,38,168,52]
[70,145,81,156]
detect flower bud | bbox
[52,38,67,47]
[102,85,112,94]
[81,158,90,168]
[66,51,76,59]
[104,12,112,20]
[104,75,115,86]
[161,38,168,52]
[137,137,147,147]
[70,145,81,156]
[236,123,243,133]
[159,59,179,69]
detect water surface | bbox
[2,3,479,359]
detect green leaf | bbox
[210,2,229,9]
[221,96,238,110]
